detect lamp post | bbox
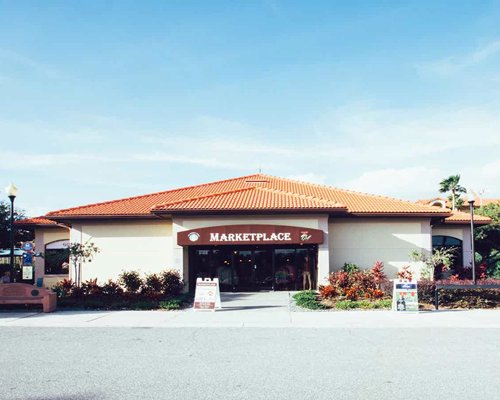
[467,192,476,285]
[5,183,18,283]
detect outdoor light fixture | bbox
[5,183,18,283]
[467,191,476,285]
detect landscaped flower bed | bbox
[52,269,191,310]
[293,262,500,311]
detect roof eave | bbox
[45,214,160,221]
[350,212,452,218]
[442,220,491,226]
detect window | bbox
[45,240,70,275]
[432,235,463,268]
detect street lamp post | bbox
[467,192,476,285]
[5,183,18,283]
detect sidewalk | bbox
[0,291,499,328]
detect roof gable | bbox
[45,174,451,218]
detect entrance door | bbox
[189,245,317,292]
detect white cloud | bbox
[417,39,500,76]
[341,167,443,200]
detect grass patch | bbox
[159,298,182,310]
[293,291,326,310]
[334,299,392,310]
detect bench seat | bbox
[0,283,57,313]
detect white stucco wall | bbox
[33,226,70,288]
[329,218,432,279]
[70,219,173,283]
[432,225,472,268]
[172,214,329,289]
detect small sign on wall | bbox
[392,280,418,312]
[22,266,34,280]
[193,278,221,312]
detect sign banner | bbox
[193,278,221,311]
[178,224,324,246]
[392,280,418,312]
[22,266,34,280]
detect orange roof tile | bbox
[15,217,64,226]
[417,197,500,208]
[443,211,491,225]
[46,174,452,218]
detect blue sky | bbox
[1,0,499,216]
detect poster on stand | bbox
[392,280,418,312]
[194,278,221,311]
[22,266,34,280]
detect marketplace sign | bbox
[177,225,324,246]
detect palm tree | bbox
[439,175,466,211]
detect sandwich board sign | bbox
[193,277,221,311]
[392,279,418,312]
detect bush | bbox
[320,261,390,301]
[132,299,158,310]
[101,279,124,297]
[334,299,391,310]
[119,270,143,293]
[343,262,359,274]
[293,291,325,310]
[143,273,163,297]
[81,278,101,296]
[52,268,186,310]
[52,278,75,298]
[160,269,183,296]
[159,298,182,310]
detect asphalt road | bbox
[0,326,498,400]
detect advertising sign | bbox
[178,225,324,246]
[22,252,33,266]
[392,280,418,312]
[193,278,221,311]
[22,266,34,280]
[21,242,34,252]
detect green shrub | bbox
[160,269,183,296]
[101,279,124,297]
[119,270,143,293]
[159,298,182,310]
[334,299,392,310]
[143,273,163,296]
[131,299,158,310]
[335,300,358,310]
[343,262,360,274]
[293,291,325,310]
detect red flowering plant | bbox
[319,261,390,301]
[397,266,413,281]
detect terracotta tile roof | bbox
[443,211,491,225]
[15,217,62,226]
[417,197,500,208]
[152,186,347,212]
[46,174,451,218]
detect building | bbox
[416,197,499,211]
[17,174,491,290]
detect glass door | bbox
[253,249,273,290]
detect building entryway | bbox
[219,291,291,312]
[188,245,318,292]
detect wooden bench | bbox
[0,283,57,313]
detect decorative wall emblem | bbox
[300,231,312,241]
[188,232,200,242]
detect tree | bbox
[474,203,500,278]
[68,240,100,286]
[439,174,466,211]
[0,200,34,249]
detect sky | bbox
[0,0,499,217]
